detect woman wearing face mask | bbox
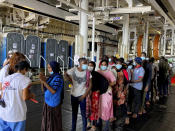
[113,59,129,124]
[98,60,116,131]
[40,61,64,131]
[88,61,109,131]
[0,61,34,131]
[65,58,92,131]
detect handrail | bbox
[39,55,47,76]
[67,56,74,69]
[25,55,32,67]
[57,56,64,74]
[25,55,32,77]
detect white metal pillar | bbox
[145,21,149,54]
[80,0,88,57]
[91,17,95,61]
[122,14,129,59]
[96,43,101,70]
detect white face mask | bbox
[88,66,94,71]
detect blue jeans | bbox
[0,118,26,131]
[98,118,110,131]
[71,95,87,131]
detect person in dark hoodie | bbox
[140,52,152,114]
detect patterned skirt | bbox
[90,91,100,121]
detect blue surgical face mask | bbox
[82,64,88,70]
[141,57,145,60]
[116,64,122,70]
[133,62,136,66]
[109,58,112,62]
[101,65,107,71]
[49,71,54,75]
[128,65,133,69]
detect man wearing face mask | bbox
[140,52,152,114]
[128,57,145,118]
[65,58,92,131]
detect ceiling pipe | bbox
[57,0,92,16]
[149,0,175,28]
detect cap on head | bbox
[135,57,142,64]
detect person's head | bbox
[115,59,123,70]
[15,61,30,75]
[109,56,115,63]
[48,61,61,75]
[149,57,155,63]
[141,52,147,61]
[78,58,88,71]
[165,59,168,63]
[7,50,13,59]
[119,57,125,64]
[9,52,26,74]
[100,60,108,71]
[88,61,96,72]
[102,55,109,61]
[127,60,133,69]
[135,57,142,66]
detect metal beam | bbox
[57,0,92,16]
[149,0,175,28]
[110,6,151,14]
[0,0,116,34]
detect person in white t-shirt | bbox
[0,52,26,99]
[0,61,35,131]
[65,58,92,131]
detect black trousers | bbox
[127,87,142,114]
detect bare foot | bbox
[132,113,137,118]
[125,117,130,125]
[143,109,147,114]
[127,111,132,115]
[110,117,116,122]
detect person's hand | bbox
[144,86,149,92]
[30,93,35,99]
[79,95,86,101]
[39,73,46,83]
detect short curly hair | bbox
[9,52,26,74]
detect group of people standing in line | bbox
[65,52,173,131]
[0,50,173,131]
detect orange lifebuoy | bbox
[153,35,160,60]
[137,35,143,57]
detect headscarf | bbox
[49,61,61,74]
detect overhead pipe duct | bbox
[110,6,151,14]
[57,0,92,16]
[149,0,175,28]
